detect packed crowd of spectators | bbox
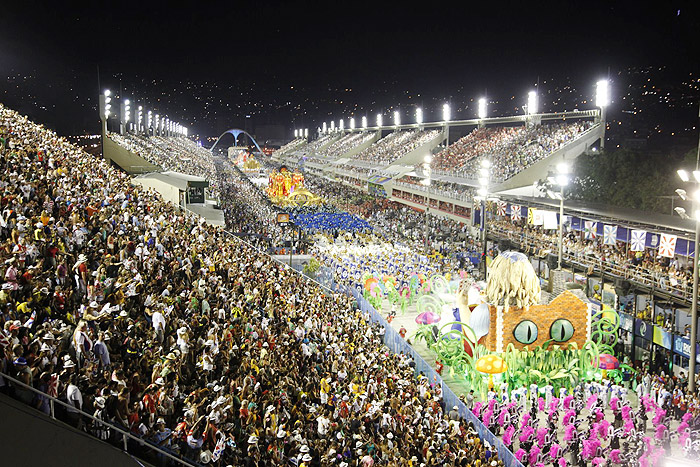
[432,122,594,182]
[108,133,220,199]
[393,176,475,202]
[318,133,377,160]
[0,104,510,467]
[271,138,306,159]
[488,219,695,304]
[352,130,440,166]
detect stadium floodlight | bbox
[394,110,400,127]
[424,155,432,164]
[596,79,610,108]
[330,121,335,132]
[304,128,308,138]
[692,170,700,182]
[557,162,570,175]
[322,122,327,134]
[527,91,538,115]
[442,103,451,122]
[349,117,355,130]
[478,98,487,119]
[678,170,691,182]
[477,188,488,197]
[479,168,489,178]
[416,107,423,125]
[294,129,298,138]
[376,114,383,128]
[104,89,111,97]
[481,159,491,169]
[339,119,344,131]
[361,116,367,129]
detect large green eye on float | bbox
[550,318,575,342]
[513,320,538,345]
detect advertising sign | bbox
[634,318,652,341]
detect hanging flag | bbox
[584,221,597,239]
[23,310,36,328]
[497,201,507,217]
[630,230,647,251]
[511,205,521,222]
[527,208,535,224]
[543,211,558,230]
[533,210,544,226]
[658,234,677,258]
[603,225,618,245]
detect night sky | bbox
[1,1,699,136]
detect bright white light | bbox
[477,188,488,197]
[528,91,538,115]
[322,122,327,133]
[339,119,344,131]
[138,106,142,111]
[394,111,400,126]
[304,129,308,138]
[596,79,610,107]
[481,159,491,169]
[124,99,130,105]
[695,210,700,222]
[557,162,570,174]
[479,168,489,177]
[104,90,111,97]
[556,174,569,186]
[693,170,700,182]
[478,177,488,186]
[294,129,298,138]
[416,108,423,125]
[376,114,383,127]
[442,103,451,122]
[361,116,367,129]
[349,118,355,130]
[678,169,690,182]
[330,121,335,131]
[424,155,432,164]
[478,98,487,119]
[694,189,700,202]
[676,188,688,201]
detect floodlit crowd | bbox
[0,104,506,467]
[319,133,377,160]
[353,130,440,166]
[109,133,220,198]
[488,219,696,305]
[432,122,593,182]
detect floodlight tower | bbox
[478,98,487,128]
[349,117,356,131]
[596,79,610,149]
[443,103,451,146]
[361,116,368,130]
[394,110,400,127]
[98,89,112,158]
[416,107,423,130]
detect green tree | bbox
[566,148,692,213]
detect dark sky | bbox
[1,1,699,135]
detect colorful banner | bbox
[673,335,700,363]
[658,233,677,258]
[511,205,521,222]
[603,225,618,245]
[497,201,507,217]
[652,325,672,350]
[527,208,535,225]
[584,221,597,239]
[630,230,647,252]
[634,318,653,340]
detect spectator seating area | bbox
[432,122,593,182]
[0,103,503,467]
[352,129,440,165]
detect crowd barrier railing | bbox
[0,371,195,466]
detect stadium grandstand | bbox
[2,81,700,467]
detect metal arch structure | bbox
[210,129,265,156]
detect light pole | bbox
[478,159,491,278]
[677,164,700,393]
[423,155,432,254]
[98,89,111,158]
[549,163,570,270]
[596,79,610,149]
[443,103,451,146]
